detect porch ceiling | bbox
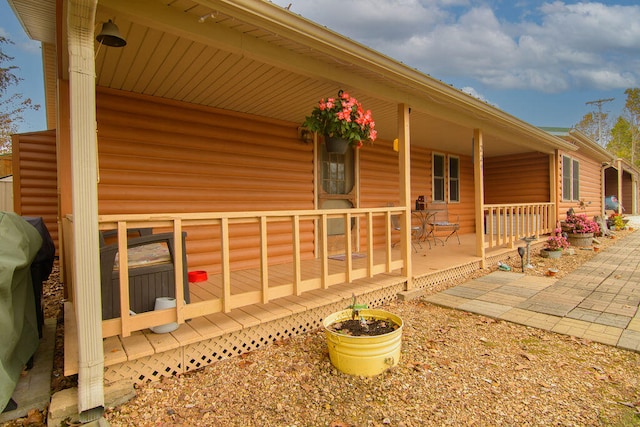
[10,0,577,157]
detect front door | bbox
[318,144,356,254]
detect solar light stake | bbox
[517,247,525,272]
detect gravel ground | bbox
[102,230,640,427]
[4,230,640,427]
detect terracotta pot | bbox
[548,268,558,277]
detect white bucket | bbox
[150,297,179,334]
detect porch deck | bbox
[64,233,535,384]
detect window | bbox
[562,155,580,201]
[321,151,354,195]
[433,153,445,202]
[449,156,460,202]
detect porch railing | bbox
[484,203,554,249]
[94,207,410,338]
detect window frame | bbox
[561,155,580,202]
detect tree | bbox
[0,36,40,153]
[623,88,640,166]
[607,116,632,161]
[575,111,610,147]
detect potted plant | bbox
[303,90,377,154]
[608,212,626,230]
[541,228,569,258]
[323,297,402,377]
[563,210,600,247]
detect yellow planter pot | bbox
[323,309,403,377]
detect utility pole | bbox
[586,98,614,146]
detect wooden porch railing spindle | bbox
[345,212,353,283]
[117,221,132,337]
[221,217,231,313]
[292,215,301,296]
[259,216,269,304]
[173,219,185,325]
[320,214,328,289]
[367,212,374,277]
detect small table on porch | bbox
[411,210,438,249]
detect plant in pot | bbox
[541,228,569,258]
[563,210,600,247]
[323,295,403,377]
[608,212,626,230]
[303,90,377,154]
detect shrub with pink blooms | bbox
[564,213,600,234]
[303,90,377,148]
[545,228,570,251]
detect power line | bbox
[585,98,614,146]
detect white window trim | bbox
[562,155,580,202]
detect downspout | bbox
[67,0,105,420]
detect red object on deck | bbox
[188,270,208,282]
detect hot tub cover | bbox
[0,212,42,412]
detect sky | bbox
[2,0,639,134]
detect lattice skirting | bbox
[104,283,404,385]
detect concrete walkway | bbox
[425,225,640,353]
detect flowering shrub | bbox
[608,212,625,230]
[564,213,600,234]
[545,228,569,251]
[303,90,377,148]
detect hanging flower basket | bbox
[303,90,377,151]
[324,136,350,154]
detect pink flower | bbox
[303,90,377,147]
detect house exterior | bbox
[8,0,586,418]
[542,127,638,220]
[543,127,613,219]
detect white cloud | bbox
[460,86,497,106]
[276,1,640,94]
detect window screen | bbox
[433,153,445,202]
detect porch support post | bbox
[549,151,558,228]
[398,103,412,287]
[67,0,105,419]
[473,129,486,266]
[617,159,624,215]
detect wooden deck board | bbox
[103,336,127,367]
[170,321,208,345]
[204,312,243,333]
[120,331,155,359]
[184,316,225,340]
[143,328,180,353]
